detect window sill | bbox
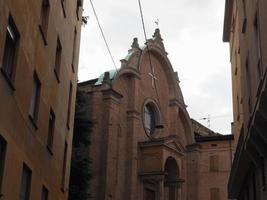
[1,68,15,91]
[38,25,48,46]
[28,115,38,130]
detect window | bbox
[254,15,261,80]
[234,50,238,75]
[242,18,247,33]
[237,95,240,121]
[39,0,50,45]
[245,58,252,113]
[0,136,7,193]
[71,28,77,72]
[41,186,48,200]
[76,0,82,19]
[261,157,266,188]
[144,104,156,134]
[54,38,62,82]
[210,188,220,200]
[19,164,32,200]
[61,142,68,191]
[61,0,66,18]
[29,73,41,126]
[209,155,219,172]
[47,108,55,153]
[67,82,73,129]
[1,15,20,88]
[230,16,235,32]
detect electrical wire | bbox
[89,0,130,97]
[89,0,118,71]
[137,0,171,132]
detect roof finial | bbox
[153,28,162,41]
[152,28,166,53]
[131,37,139,49]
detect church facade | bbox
[79,29,233,200]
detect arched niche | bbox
[164,157,182,200]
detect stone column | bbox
[101,88,123,200]
[125,73,141,200]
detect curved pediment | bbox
[93,29,194,146]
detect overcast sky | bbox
[78,0,233,135]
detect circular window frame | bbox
[142,99,161,138]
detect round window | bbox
[143,102,158,135]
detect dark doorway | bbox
[145,188,156,200]
[164,157,179,200]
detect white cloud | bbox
[78,0,233,134]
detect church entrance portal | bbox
[164,157,181,200]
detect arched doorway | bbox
[164,157,182,200]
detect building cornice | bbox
[195,134,234,142]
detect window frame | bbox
[61,0,66,18]
[39,0,50,45]
[1,15,20,90]
[19,164,32,200]
[0,135,7,195]
[28,72,41,129]
[71,27,77,73]
[76,0,82,20]
[54,37,62,83]
[47,108,55,154]
[142,100,160,137]
[209,155,219,172]
[61,142,68,192]
[41,185,48,200]
[66,82,73,129]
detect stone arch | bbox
[138,45,179,100]
[164,157,180,200]
[164,157,179,180]
[178,107,195,145]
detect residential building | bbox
[0,0,83,199]
[223,0,267,199]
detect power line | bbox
[89,0,118,71]
[89,0,133,106]
[138,0,148,41]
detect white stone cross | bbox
[148,66,158,88]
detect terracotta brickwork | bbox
[195,137,234,200]
[79,30,233,200]
[223,0,267,199]
[191,120,234,200]
[0,0,83,199]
